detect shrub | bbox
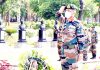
[84,22,100,28]
[25,21,40,29]
[5,28,17,36]
[46,29,53,37]
[26,31,34,38]
[31,23,40,29]
[45,20,54,29]
[25,20,55,30]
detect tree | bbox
[95,0,100,4]
[30,0,39,12]
[20,1,27,19]
[94,0,100,22]
[38,0,79,19]
[78,0,84,20]
[41,1,61,19]
[0,0,6,17]
[78,0,98,21]
[0,0,19,21]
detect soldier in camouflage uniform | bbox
[82,28,91,61]
[56,4,85,69]
[90,27,98,59]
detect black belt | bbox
[77,35,84,38]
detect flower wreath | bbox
[19,50,54,70]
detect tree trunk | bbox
[78,0,83,20]
[6,11,10,26]
[26,0,31,21]
[98,6,100,23]
[0,2,3,18]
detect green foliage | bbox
[20,2,27,17]
[46,29,53,37]
[30,0,39,12]
[25,21,32,28]
[38,2,50,17]
[40,1,61,19]
[0,0,99,21]
[5,28,17,36]
[26,31,34,38]
[94,0,100,3]
[18,51,29,70]
[25,21,40,29]
[42,8,55,19]
[0,0,18,17]
[84,22,100,27]
[25,20,54,29]
[45,20,54,29]
[94,0,100,7]
[96,0,100,2]
[10,10,17,17]
[36,0,80,19]
[37,0,98,20]
[83,0,99,20]
[0,0,27,18]
[31,23,40,29]
[0,2,6,16]
[26,29,38,39]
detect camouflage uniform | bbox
[58,21,85,65]
[82,29,91,61]
[90,27,98,59]
[56,4,85,69]
[91,27,98,44]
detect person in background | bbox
[82,28,91,61]
[90,27,98,59]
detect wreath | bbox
[19,50,54,70]
[24,57,48,70]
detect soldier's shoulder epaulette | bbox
[74,20,84,28]
[74,21,79,24]
[74,20,80,24]
[71,20,80,28]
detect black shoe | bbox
[90,57,96,59]
[62,62,71,68]
[57,56,66,61]
[61,56,66,59]
[57,59,61,61]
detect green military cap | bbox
[91,26,95,28]
[66,4,79,10]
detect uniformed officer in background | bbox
[90,26,98,59]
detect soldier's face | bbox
[65,9,76,18]
[91,27,95,30]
